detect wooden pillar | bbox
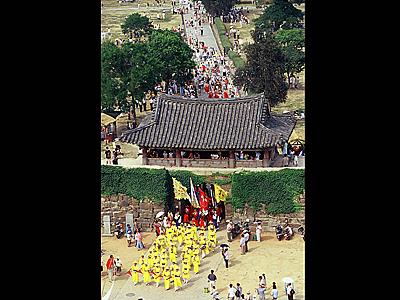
[142,147,148,165]
[229,150,236,168]
[175,149,182,167]
[263,148,270,167]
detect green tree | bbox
[234,30,287,113]
[201,0,238,17]
[122,42,161,116]
[101,41,129,112]
[274,28,305,83]
[255,0,303,32]
[121,13,153,41]
[146,29,195,86]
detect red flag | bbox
[127,269,132,276]
[198,187,208,210]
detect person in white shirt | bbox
[256,222,262,242]
[114,257,122,275]
[286,282,295,300]
[239,234,246,254]
[245,290,252,300]
[271,282,278,300]
[227,284,236,300]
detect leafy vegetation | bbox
[230,169,304,214]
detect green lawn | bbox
[101,0,182,41]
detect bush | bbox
[230,169,304,214]
[101,165,172,205]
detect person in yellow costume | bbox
[142,263,151,286]
[181,260,190,285]
[172,264,182,291]
[192,254,200,274]
[169,246,177,264]
[147,254,154,268]
[160,255,168,270]
[152,263,162,287]
[184,249,192,267]
[172,233,178,245]
[193,246,200,258]
[152,253,160,266]
[199,232,207,258]
[171,243,177,255]
[138,254,145,266]
[162,267,171,290]
[158,233,166,247]
[130,261,141,285]
[177,228,183,246]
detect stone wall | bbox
[224,192,305,232]
[101,195,166,231]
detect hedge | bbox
[101,166,304,215]
[101,165,173,206]
[230,169,305,215]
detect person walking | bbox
[135,230,144,250]
[105,147,112,164]
[286,283,295,300]
[227,283,236,300]
[226,221,233,242]
[239,234,246,255]
[222,247,230,268]
[256,222,262,242]
[243,230,250,252]
[106,255,115,282]
[236,283,243,299]
[114,257,122,275]
[207,269,217,291]
[257,285,266,300]
[271,282,278,300]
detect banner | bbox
[190,177,200,208]
[198,186,208,210]
[214,184,228,203]
[172,177,190,200]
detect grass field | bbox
[101,0,182,41]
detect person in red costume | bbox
[204,82,210,93]
[208,91,213,98]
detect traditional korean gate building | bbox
[120,93,296,168]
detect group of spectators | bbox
[209,272,296,300]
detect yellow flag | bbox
[172,177,190,200]
[214,184,228,203]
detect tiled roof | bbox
[120,93,296,150]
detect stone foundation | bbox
[101,195,166,231]
[224,193,305,232]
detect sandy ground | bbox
[101,228,304,300]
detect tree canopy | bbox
[101,29,195,116]
[101,41,130,112]
[234,30,288,112]
[255,0,303,32]
[147,29,195,85]
[121,13,153,40]
[201,0,238,17]
[274,28,305,79]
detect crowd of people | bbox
[208,272,296,300]
[127,222,218,290]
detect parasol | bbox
[156,211,165,219]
